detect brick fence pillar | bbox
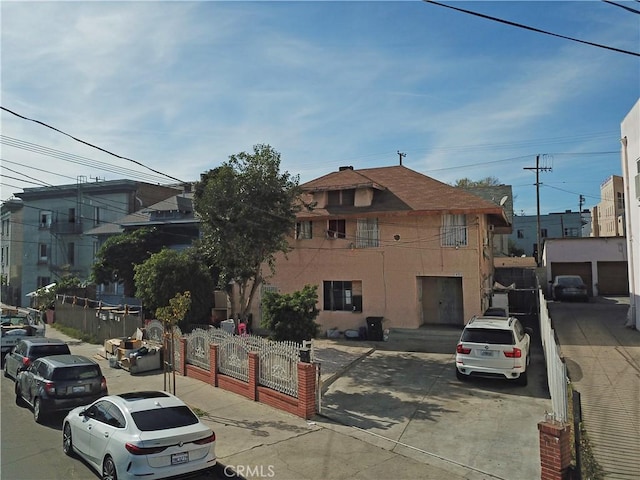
[248,352,259,401]
[177,338,187,376]
[538,421,572,480]
[297,362,317,419]
[210,344,218,387]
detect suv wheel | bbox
[516,370,528,387]
[34,397,44,423]
[455,368,465,381]
[15,383,25,406]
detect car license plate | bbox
[480,350,494,357]
[71,385,86,393]
[171,452,189,465]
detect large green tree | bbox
[193,144,301,321]
[133,248,214,326]
[91,228,166,296]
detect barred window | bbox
[295,221,312,239]
[441,214,467,247]
[356,218,379,248]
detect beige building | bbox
[251,165,510,333]
[591,175,625,237]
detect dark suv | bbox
[4,338,70,380]
[15,354,108,423]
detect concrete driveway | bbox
[548,298,640,480]
[317,327,552,480]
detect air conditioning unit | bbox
[326,231,337,240]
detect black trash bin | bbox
[366,316,384,341]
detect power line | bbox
[602,0,640,15]
[1,136,171,184]
[1,106,186,184]
[423,0,640,57]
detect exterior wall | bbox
[593,175,625,237]
[0,200,24,306]
[254,213,492,333]
[621,99,640,329]
[511,211,588,257]
[11,181,180,307]
[542,237,628,297]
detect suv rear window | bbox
[461,328,514,345]
[52,365,101,381]
[31,345,71,357]
[131,406,199,431]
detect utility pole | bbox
[397,151,406,166]
[524,155,552,267]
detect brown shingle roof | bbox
[300,166,509,225]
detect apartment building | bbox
[591,175,625,237]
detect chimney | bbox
[339,166,354,171]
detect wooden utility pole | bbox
[524,155,552,267]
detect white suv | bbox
[455,316,532,386]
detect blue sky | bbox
[1,1,638,216]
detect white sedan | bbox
[62,391,216,480]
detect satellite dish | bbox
[499,196,508,206]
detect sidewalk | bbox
[46,325,477,480]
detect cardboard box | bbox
[104,338,124,355]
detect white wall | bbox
[543,237,628,297]
[621,99,640,329]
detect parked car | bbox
[455,316,532,386]
[62,390,216,480]
[551,275,589,302]
[15,354,108,423]
[4,337,70,380]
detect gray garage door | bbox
[596,261,629,295]
[550,262,593,297]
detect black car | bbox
[4,337,70,380]
[15,354,108,423]
[551,275,589,302]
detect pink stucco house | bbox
[251,165,511,333]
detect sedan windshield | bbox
[559,277,584,287]
[131,406,199,431]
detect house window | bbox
[323,280,360,311]
[67,242,75,265]
[617,192,624,210]
[541,228,548,238]
[327,189,355,206]
[327,219,346,239]
[94,206,101,226]
[68,208,76,223]
[39,211,52,229]
[441,214,467,247]
[38,244,48,262]
[295,221,312,239]
[356,218,379,248]
[37,276,51,288]
[517,230,524,239]
[564,227,579,237]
